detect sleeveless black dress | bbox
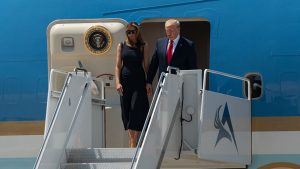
[120,43,149,131]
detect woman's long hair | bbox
[125,22,145,49]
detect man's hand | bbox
[146,83,153,96]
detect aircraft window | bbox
[244,73,262,99]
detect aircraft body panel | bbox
[1,0,300,121]
[0,0,300,168]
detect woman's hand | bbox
[116,83,123,96]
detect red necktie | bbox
[167,40,173,65]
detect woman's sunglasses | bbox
[126,30,137,35]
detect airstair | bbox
[34,66,251,169]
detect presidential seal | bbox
[84,26,112,55]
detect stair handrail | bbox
[34,71,72,169]
[34,70,90,169]
[131,66,182,168]
[203,69,251,100]
[130,72,166,169]
[58,70,91,166]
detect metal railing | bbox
[203,69,251,100]
[130,72,167,169]
[130,66,182,169]
[34,69,91,169]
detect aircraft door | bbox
[198,69,251,165]
[47,19,128,147]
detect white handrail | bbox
[203,69,251,100]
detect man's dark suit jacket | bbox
[147,36,197,84]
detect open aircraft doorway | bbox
[140,18,210,73]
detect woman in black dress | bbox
[115,22,149,147]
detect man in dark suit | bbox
[146,19,197,94]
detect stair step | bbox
[66,148,137,163]
[61,162,132,169]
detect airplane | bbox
[1,0,300,169]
